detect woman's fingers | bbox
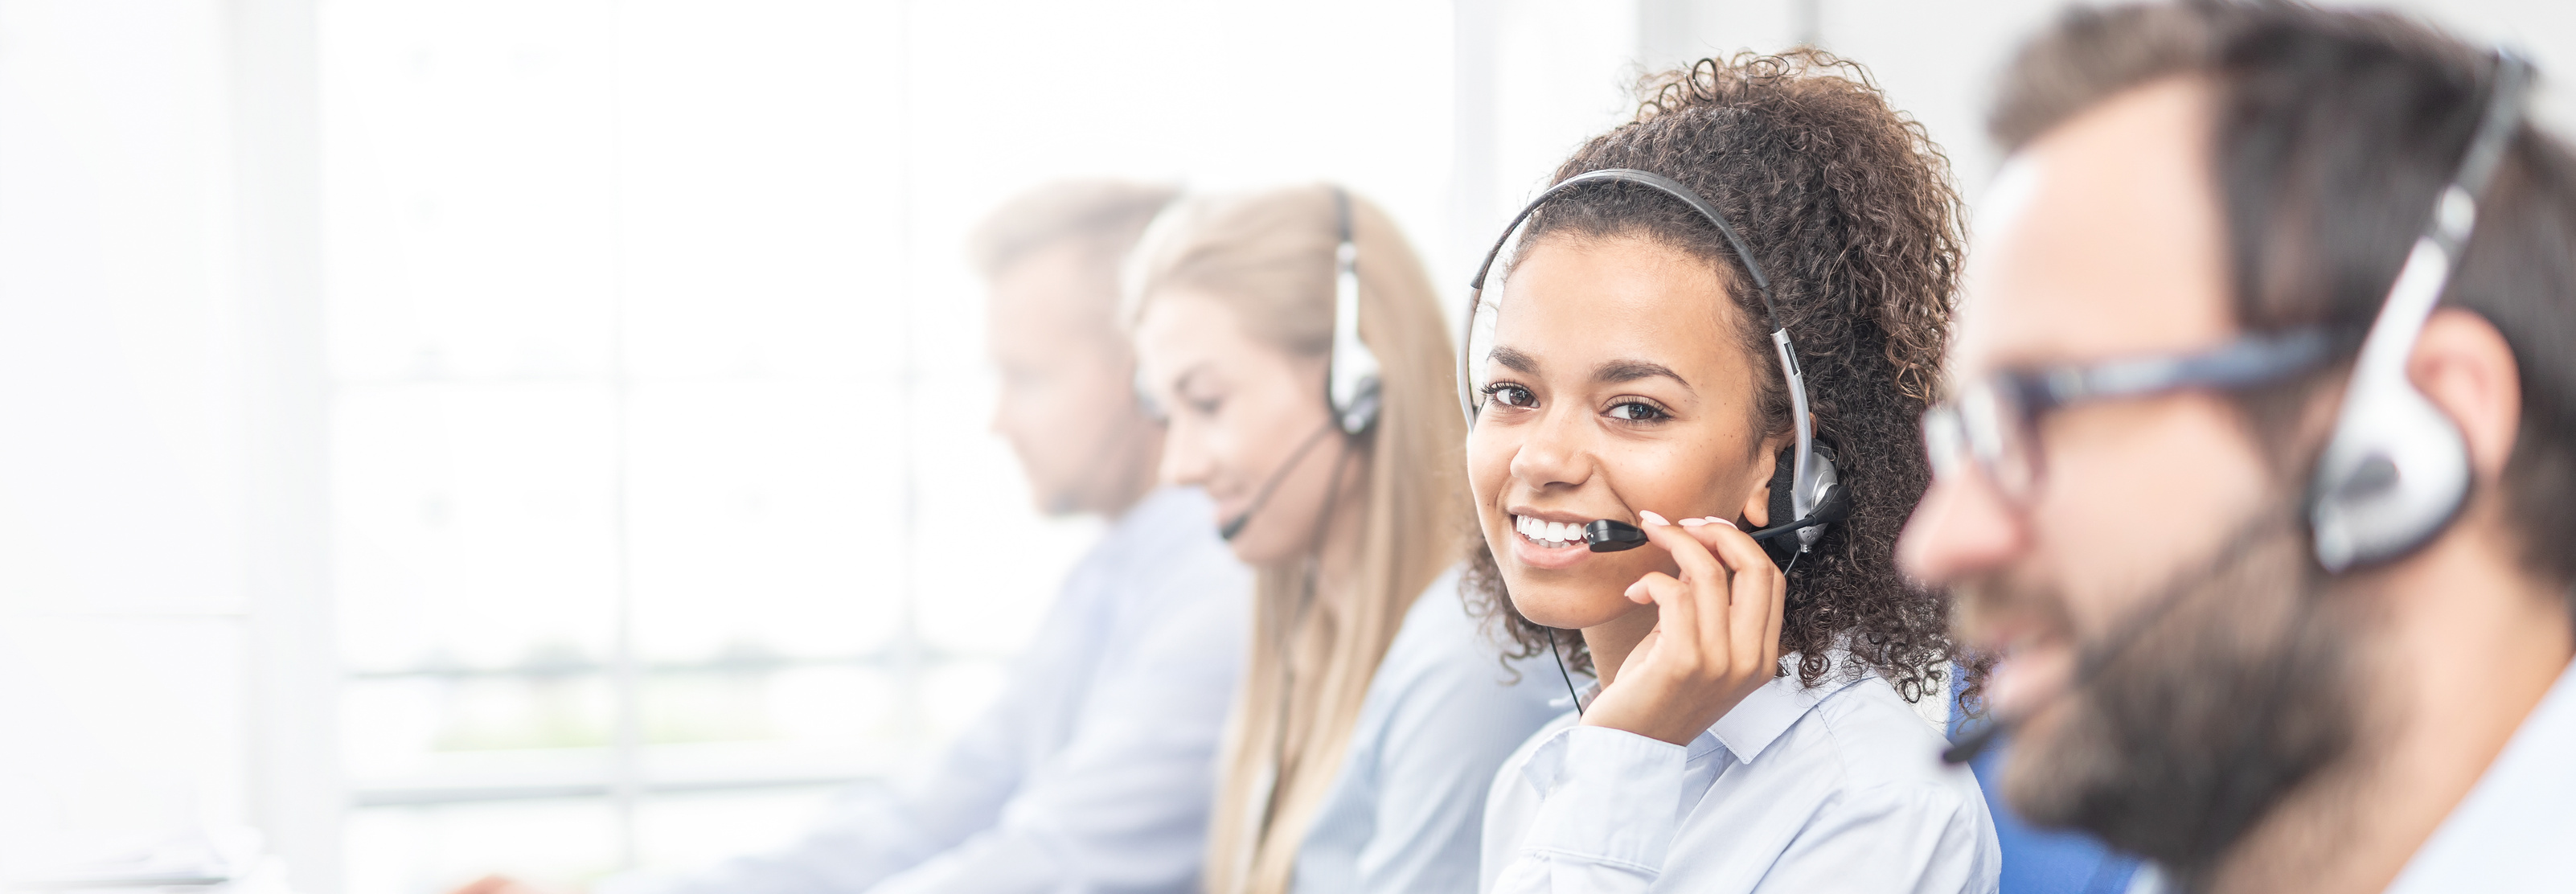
[1671,516,1787,677]
[1586,511,1792,745]
[1638,516,1729,655]
[1719,527,1787,673]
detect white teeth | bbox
[1512,515,1590,547]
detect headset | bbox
[1216,186,1383,541]
[1458,168,1851,559]
[2307,50,2533,572]
[1943,49,2534,765]
[1327,188,1383,436]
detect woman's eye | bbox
[1483,384,1535,408]
[1606,401,1668,422]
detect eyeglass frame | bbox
[1922,327,2338,503]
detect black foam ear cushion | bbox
[1763,450,1798,563]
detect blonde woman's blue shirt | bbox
[1290,568,1565,894]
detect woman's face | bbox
[1466,233,1782,630]
[1134,290,1346,566]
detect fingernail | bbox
[1704,517,1737,528]
[1679,517,1708,527]
[1639,511,1671,526]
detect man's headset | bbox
[1216,187,1381,541]
[1942,49,2534,765]
[1458,168,1852,559]
[2307,51,2533,572]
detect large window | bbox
[322,2,1463,892]
[324,2,1085,889]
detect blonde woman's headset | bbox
[1211,187,1380,540]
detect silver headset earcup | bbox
[1758,448,1841,562]
[1327,189,1380,435]
[2308,381,2471,572]
[1796,451,1839,550]
[2303,51,2528,572]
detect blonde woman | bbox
[1126,185,1561,894]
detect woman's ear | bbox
[1740,448,1777,528]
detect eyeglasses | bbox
[1922,328,2336,504]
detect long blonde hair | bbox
[1126,185,1466,894]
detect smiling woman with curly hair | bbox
[1462,51,1999,892]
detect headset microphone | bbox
[1938,535,2230,765]
[1938,538,2229,765]
[1217,186,1383,542]
[1945,48,2533,768]
[1580,481,1854,552]
[1459,169,1845,557]
[1219,420,1342,541]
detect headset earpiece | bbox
[1763,452,1798,562]
[1459,168,1848,556]
[2307,51,2530,572]
[1758,445,1844,562]
[1327,187,1381,436]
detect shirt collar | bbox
[2385,658,2576,892]
[1696,653,1868,765]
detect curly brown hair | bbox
[1461,50,1971,705]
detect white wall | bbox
[0,0,330,890]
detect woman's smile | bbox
[1506,510,1613,569]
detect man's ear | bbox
[2413,307,2523,482]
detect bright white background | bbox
[3,2,2570,893]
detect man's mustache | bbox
[1952,506,2310,702]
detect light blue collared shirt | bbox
[607,486,1251,894]
[1481,664,2001,894]
[2385,658,2576,890]
[1289,568,1566,894]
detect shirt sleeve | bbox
[864,580,1245,894]
[606,543,1246,894]
[600,699,1037,894]
[1751,779,2000,894]
[1479,725,1692,894]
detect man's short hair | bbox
[1994,2,2576,598]
[966,179,1179,281]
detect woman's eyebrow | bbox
[1595,359,1693,393]
[1488,345,1539,374]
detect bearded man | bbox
[1903,3,2576,892]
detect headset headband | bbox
[1460,168,1841,550]
[2307,50,2534,571]
[1328,187,1381,435]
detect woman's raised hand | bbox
[1577,511,1786,746]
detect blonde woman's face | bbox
[1134,290,1345,566]
[1466,234,1782,632]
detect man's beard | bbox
[1978,508,2364,888]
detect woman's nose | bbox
[1506,407,1590,490]
[1158,419,1213,487]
